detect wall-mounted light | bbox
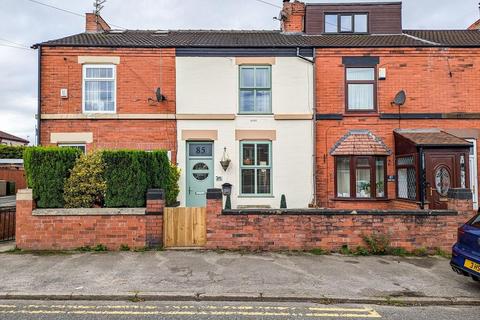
[221,183,232,196]
[220,147,231,171]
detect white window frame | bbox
[82,64,117,114]
[58,143,87,154]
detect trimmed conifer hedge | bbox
[0,145,26,159]
[102,150,180,208]
[23,146,81,208]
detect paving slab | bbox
[0,251,478,303]
[0,196,15,207]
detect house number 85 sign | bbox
[189,143,213,157]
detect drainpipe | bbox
[296,47,317,206]
[36,46,42,146]
[419,147,425,210]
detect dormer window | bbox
[325,13,368,34]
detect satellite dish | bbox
[393,90,406,106]
[156,87,166,102]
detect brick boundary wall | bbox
[0,165,26,193]
[205,188,476,252]
[15,189,164,251]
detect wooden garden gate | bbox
[163,207,206,248]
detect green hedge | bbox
[102,150,180,208]
[0,145,26,159]
[102,150,149,208]
[24,146,81,208]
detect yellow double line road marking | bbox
[0,304,382,318]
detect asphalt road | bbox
[0,300,478,320]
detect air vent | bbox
[154,30,170,35]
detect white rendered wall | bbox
[176,56,314,208]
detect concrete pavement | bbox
[0,196,15,207]
[0,251,479,305]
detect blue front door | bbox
[186,142,214,207]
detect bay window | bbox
[83,64,116,113]
[240,141,272,195]
[335,156,387,199]
[346,67,376,112]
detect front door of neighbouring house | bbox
[468,139,478,210]
[186,141,214,207]
[425,153,455,210]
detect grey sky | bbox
[0,0,478,144]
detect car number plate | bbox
[464,259,480,273]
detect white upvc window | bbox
[82,64,116,113]
[58,143,87,154]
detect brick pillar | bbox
[15,189,34,249]
[145,189,165,248]
[447,188,476,223]
[205,189,223,249]
[447,188,473,212]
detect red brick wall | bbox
[0,166,26,192]
[206,197,474,251]
[41,120,176,158]
[41,47,176,115]
[315,47,480,208]
[40,46,177,157]
[16,192,163,251]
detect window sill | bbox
[332,198,389,202]
[343,113,379,117]
[395,198,421,204]
[238,195,275,199]
[237,113,274,116]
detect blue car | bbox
[451,212,480,282]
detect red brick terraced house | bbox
[33,0,480,211]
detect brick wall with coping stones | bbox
[316,47,480,209]
[15,189,164,251]
[40,47,177,157]
[205,188,474,251]
[0,166,26,192]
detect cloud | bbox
[0,0,477,143]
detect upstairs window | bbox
[83,64,116,113]
[325,13,368,33]
[239,66,272,114]
[346,67,376,112]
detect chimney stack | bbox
[280,0,306,33]
[85,13,111,33]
